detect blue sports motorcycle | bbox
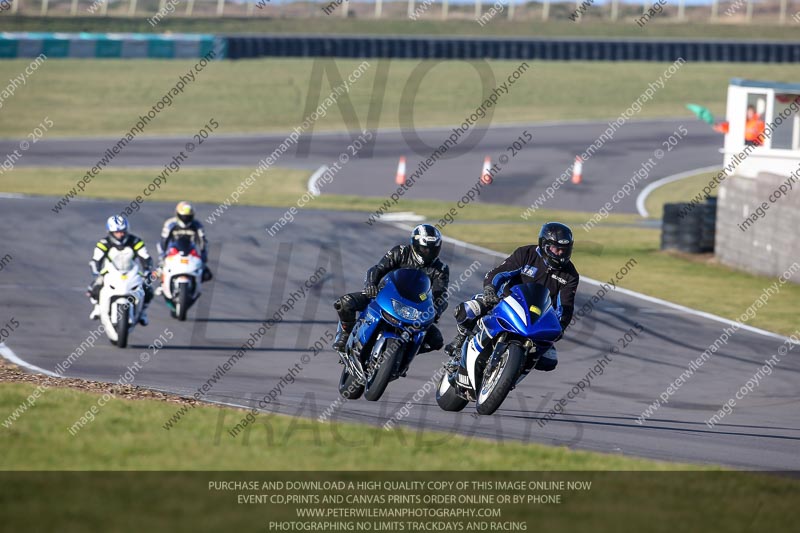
[338,268,436,402]
[436,282,562,415]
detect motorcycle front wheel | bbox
[475,343,525,415]
[176,283,190,321]
[364,338,403,402]
[115,301,130,349]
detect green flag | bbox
[686,104,715,125]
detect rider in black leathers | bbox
[444,222,580,373]
[332,224,449,354]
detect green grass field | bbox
[644,169,720,219]
[0,58,795,137]
[5,166,799,336]
[0,381,686,470]
[4,14,800,40]
[2,380,799,532]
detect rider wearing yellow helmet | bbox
[160,201,213,281]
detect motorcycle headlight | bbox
[391,299,421,321]
[381,310,402,327]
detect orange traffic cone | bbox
[481,156,493,184]
[395,156,407,185]
[571,156,583,184]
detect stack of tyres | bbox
[699,197,717,253]
[660,199,717,253]
[660,203,683,251]
[678,207,705,254]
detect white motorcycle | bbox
[99,249,146,348]
[160,237,203,321]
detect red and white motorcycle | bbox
[98,249,146,348]
[160,237,203,321]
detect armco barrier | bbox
[0,32,224,59]
[1,33,797,63]
[224,35,800,62]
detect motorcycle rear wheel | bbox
[436,371,468,412]
[338,367,365,400]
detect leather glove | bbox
[364,283,378,298]
[483,285,501,306]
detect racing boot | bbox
[138,306,150,326]
[332,320,354,353]
[87,282,102,320]
[444,326,468,359]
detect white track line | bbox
[386,221,799,344]
[0,343,59,377]
[379,212,426,222]
[635,165,721,218]
[307,165,328,197]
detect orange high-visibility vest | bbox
[745,117,765,145]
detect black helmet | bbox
[538,222,573,269]
[410,224,442,266]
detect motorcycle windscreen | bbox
[170,236,196,256]
[376,268,435,325]
[491,282,562,341]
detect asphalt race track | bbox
[2,196,798,470]
[1,119,720,214]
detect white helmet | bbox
[106,215,129,246]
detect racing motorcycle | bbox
[98,249,146,348]
[436,283,562,415]
[160,236,203,321]
[337,268,436,402]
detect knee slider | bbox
[333,294,354,312]
[426,327,444,351]
[454,299,482,327]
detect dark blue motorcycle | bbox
[338,268,436,402]
[436,282,562,415]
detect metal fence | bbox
[3,0,799,25]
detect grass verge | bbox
[0,377,687,470]
[0,58,795,137]
[2,364,799,532]
[644,169,720,219]
[5,166,799,336]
